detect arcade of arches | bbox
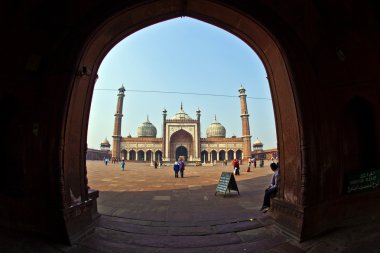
[1,0,380,247]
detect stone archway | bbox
[169,129,193,161]
[211,150,217,162]
[227,150,234,161]
[121,149,127,161]
[236,150,242,160]
[175,146,188,161]
[137,150,144,161]
[219,150,226,161]
[146,150,153,162]
[62,0,303,241]
[129,150,136,161]
[155,150,162,162]
[201,150,209,162]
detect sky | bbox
[87,17,277,150]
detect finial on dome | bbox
[146,115,149,122]
[180,102,183,110]
[214,115,217,121]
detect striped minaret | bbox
[112,85,125,160]
[239,85,252,161]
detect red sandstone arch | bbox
[62,0,302,240]
[170,129,193,160]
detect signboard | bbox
[215,172,239,197]
[346,169,380,194]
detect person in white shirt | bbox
[260,162,279,213]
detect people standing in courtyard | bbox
[121,159,125,171]
[253,157,257,168]
[173,161,180,178]
[179,160,185,178]
[154,161,158,169]
[260,162,279,213]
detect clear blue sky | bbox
[87,17,277,150]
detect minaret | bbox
[239,85,252,161]
[112,85,125,160]
[196,108,201,161]
[162,108,167,161]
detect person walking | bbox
[260,162,280,213]
[179,160,185,178]
[173,161,180,178]
[121,160,125,171]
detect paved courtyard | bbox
[69,161,305,252]
[3,161,379,252]
[87,160,274,222]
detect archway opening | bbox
[129,150,136,161]
[169,129,194,161]
[146,150,153,162]
[219,150,226,161]
[155,150,163,162]
[64,0,302,243]
[228,150,234,161]
[175,146,188,161]
[201,150,209,162]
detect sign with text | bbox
[346,169,380,194]
[215,172,240,197]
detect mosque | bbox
[111,85,252,163]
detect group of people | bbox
[118,155,278,214]
[173,160,185,178]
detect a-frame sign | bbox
[215,172,240,197]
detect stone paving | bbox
[2,161,380,252]
[69,161,304,252]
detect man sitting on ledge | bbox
[260,162,279,213]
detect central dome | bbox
[206,116,226,138]
[171,103,192,120]
[137,116,157,137]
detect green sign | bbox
[346,169,380,194]
[215,172,239,197]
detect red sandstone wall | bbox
[0,0,379,243]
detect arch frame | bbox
[62,0,304,241]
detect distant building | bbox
[251,138,278,160]
[112,85,253,163]
[86,138,112,160]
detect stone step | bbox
[97,215,263,236]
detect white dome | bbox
[137,116,157,137]
[171,103,192,120]
[253,138,263,147]
[206,116,226,138]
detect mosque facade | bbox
[111,85,252,163]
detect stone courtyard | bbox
[73,160,305,252]
[3,161,380,252]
